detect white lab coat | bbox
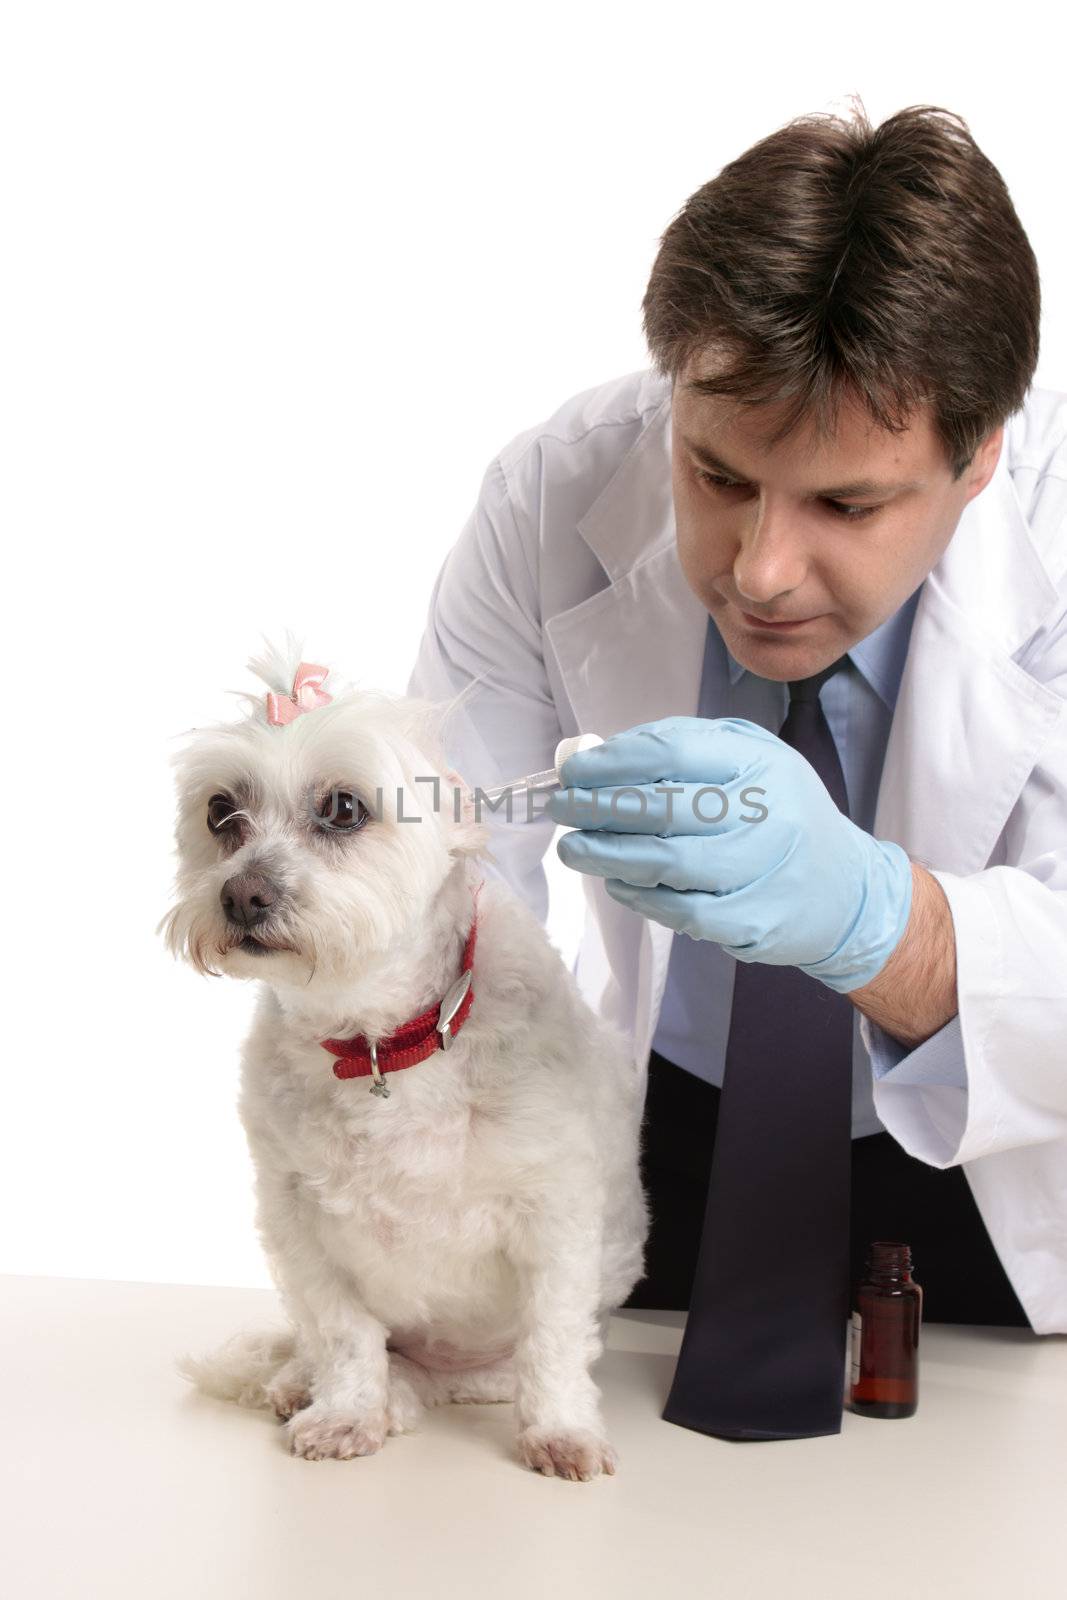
[407,368,1067,1334]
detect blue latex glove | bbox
[544,716,914,994]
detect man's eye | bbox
[826,500,881,521]
[316,790,369,831]
[696,467,881,523]
[695,469,744,491]
[207,793,238,834]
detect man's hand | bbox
[544,715,914,994]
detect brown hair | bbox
[642,100,1040,478]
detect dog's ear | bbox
[443,765,491,858]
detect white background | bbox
[3,2,1063,1287]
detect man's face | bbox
[670,362,1003,682]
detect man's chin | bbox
[735,643,832,682]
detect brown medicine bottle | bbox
[850,1241,923,1418]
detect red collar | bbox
[321,881,484,1095]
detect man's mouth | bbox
[739,609,819,631]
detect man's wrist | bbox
[846,862,959,1047]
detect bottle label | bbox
[850,1310,862,1388]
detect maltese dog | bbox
[161,637,649,1481]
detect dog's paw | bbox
[268,1383,312,1421]
[285,1403,388,1460]
[517,1425,619,1482]
[384,1365,424,1436]
[266,1367,313,1421]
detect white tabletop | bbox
[3,1274,1065,1599]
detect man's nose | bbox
[733,502,807,602]
[220,872,280,929]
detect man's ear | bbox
[963,424,1004,504]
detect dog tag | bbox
[436,970,472,1051]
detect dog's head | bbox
[158,635,490,987]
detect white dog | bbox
[161,637,649,1481]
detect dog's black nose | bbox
[220,872,280,929]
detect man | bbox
[406,104,1067,1437]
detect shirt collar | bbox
[722,583,922,711]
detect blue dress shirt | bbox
[649,584,968,1139]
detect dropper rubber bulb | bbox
[478,734,604,803]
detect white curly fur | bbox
[162,634,650,1481]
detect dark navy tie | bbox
[661,654,854,1440]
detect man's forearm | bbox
[847,862,958,1048]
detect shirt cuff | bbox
[864,1011,968,1087]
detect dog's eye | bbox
[316,789,369,832]
[207,793,238,834]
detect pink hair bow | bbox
[266,661,333,726]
